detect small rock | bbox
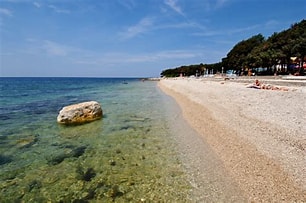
[47,153,67,165]
[76,167,96,182]
[83,168,96,181]
[70,146,86,157]
[106,185,123,198]
[28,180,42,192]
[109,160,116,166]
[16,134,38,148]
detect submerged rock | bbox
[76,166,96,182]
[0,155,12,165]
[47,145,87,165]
[16,134,39,149]
[47,153,67,165]
[106,185,123,199]
[70,146,87,158]
[57,101,103,125]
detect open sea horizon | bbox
[0,77,191,202]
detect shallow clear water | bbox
[0,78,190,202]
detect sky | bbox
[0,0,305,77]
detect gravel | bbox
[159,77,306,202]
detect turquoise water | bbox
[0,78,190,202]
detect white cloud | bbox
[117,0,136,10]
[42,40,68,56]
[215,0,228,8]
[227,24,261,35]
[25,39,74,57]
[199,0,228,12]
[75,49,202,66]
[192,30,221,37]
[164,0,184,16]
[155,50,199,60]
[25,39,97,63]
[164,20,208,31]
[193,23,262,37]
[119,17,202,40]
[48,5,70,14]
[33,2,41,8]
[0,8,13,17]
[119,17,154,39]
[264,20,279,27]
[0,8,12,26]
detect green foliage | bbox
[160,63,222,77]
[161,19,306,77]
[224,34,265,69]
[223,19,306,75]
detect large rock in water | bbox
[57,101,103,125]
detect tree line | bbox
[161,19,306,77]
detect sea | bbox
[0,77,191,202]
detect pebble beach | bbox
[159,77,306,202]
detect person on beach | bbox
[246,79,289,91]
[255,79,260,86]
[246,79,261,89]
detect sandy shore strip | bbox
[158,78,306,202]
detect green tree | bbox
[161,19,306,77]
[223,34,265,71]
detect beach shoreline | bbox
[158,77,306,202]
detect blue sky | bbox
[0,0,305,77]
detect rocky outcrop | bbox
[57,101,102,125]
